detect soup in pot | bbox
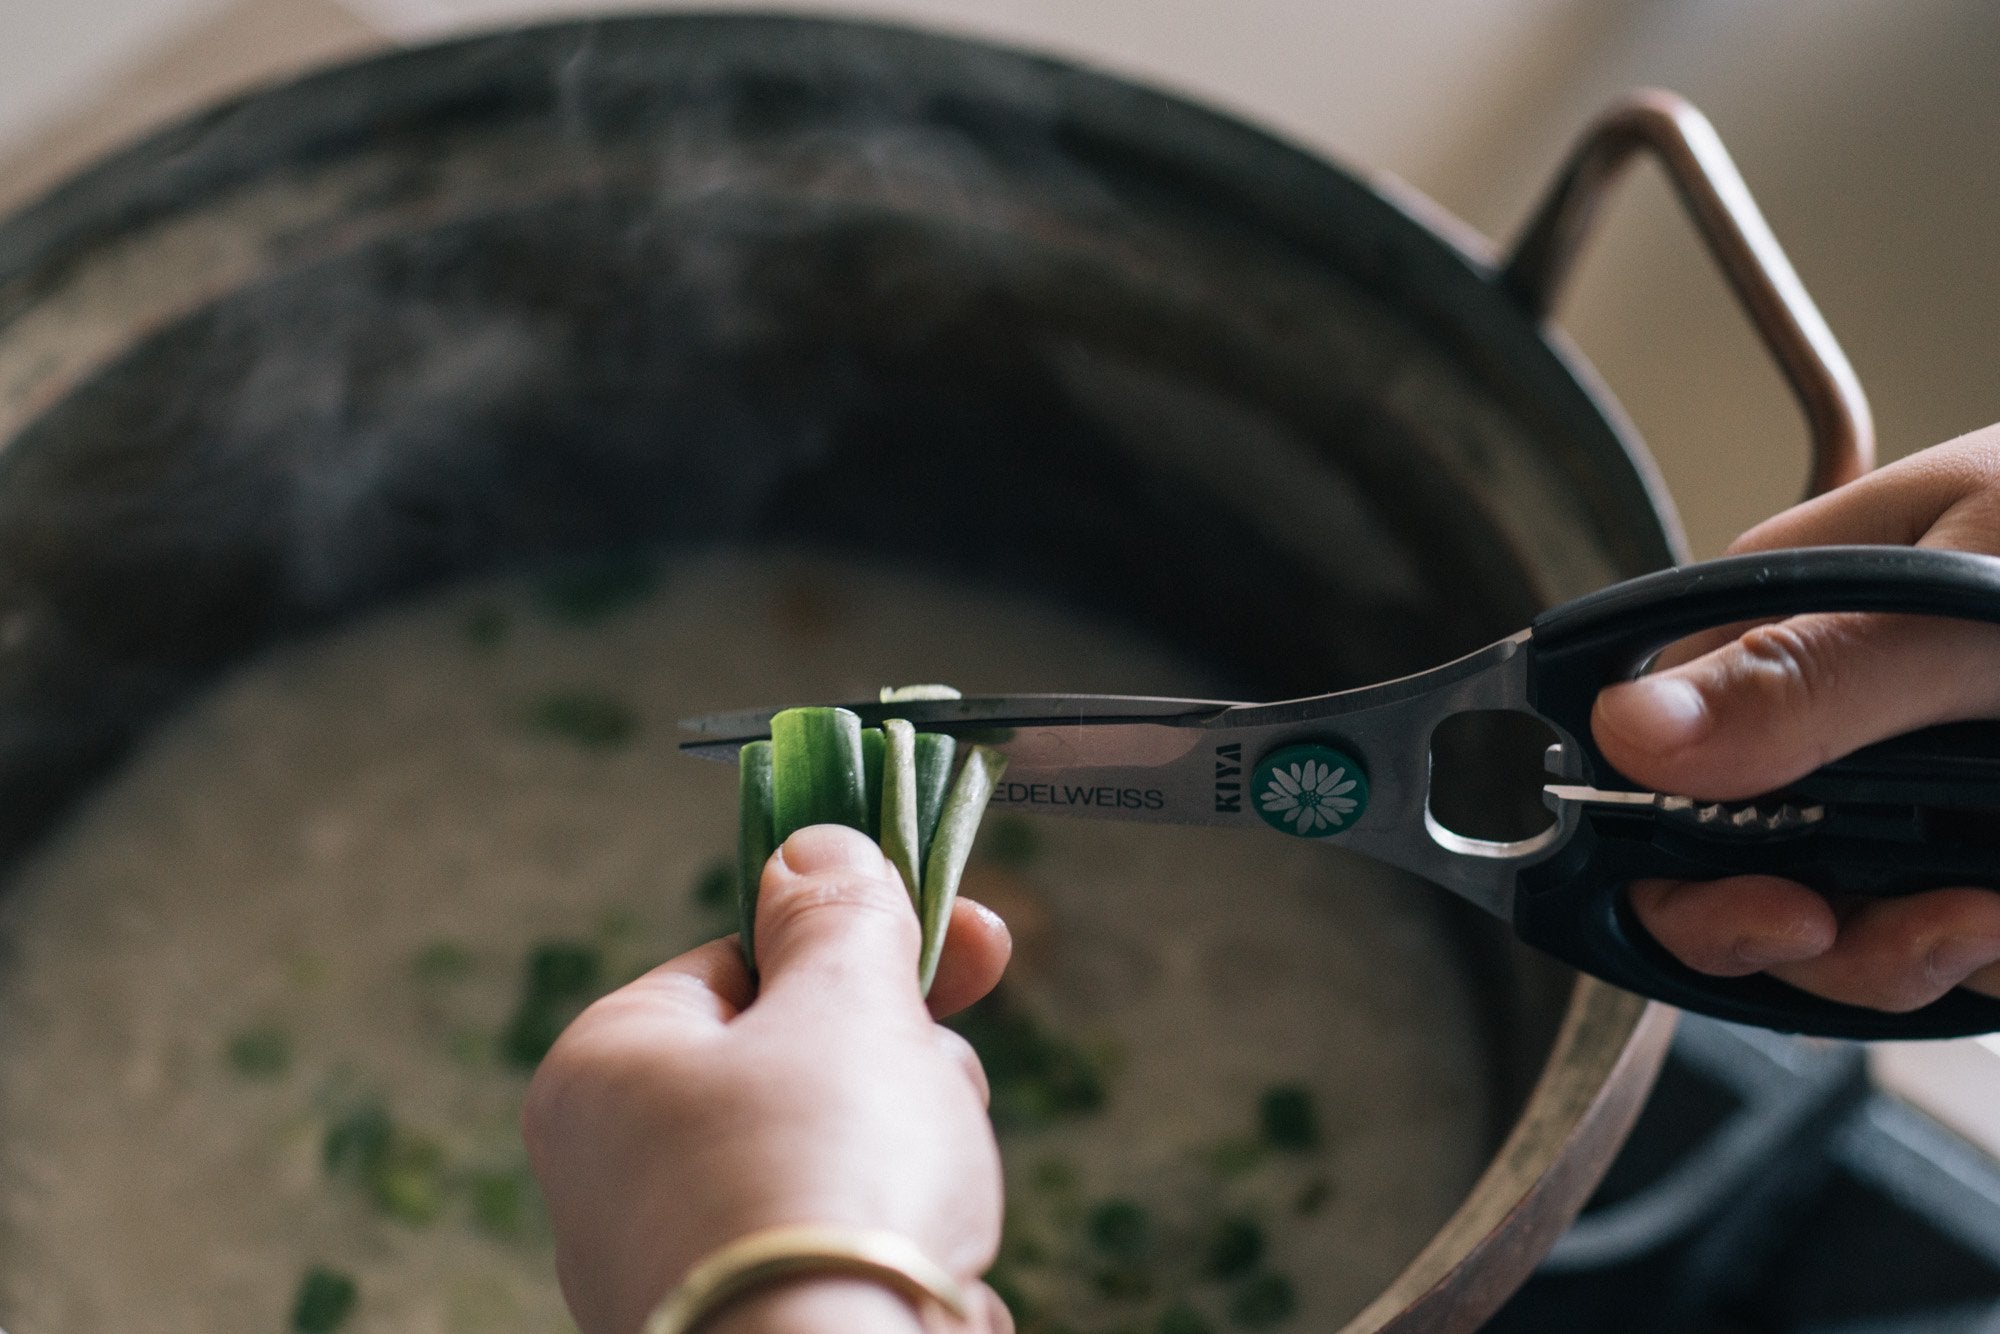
[0,550,1497,1333]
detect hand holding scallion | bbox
[523,824,1014,1334]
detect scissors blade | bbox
[679,693,1235,738]
[676,634,1564,922]
[681,695,1247,827]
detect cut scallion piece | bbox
[736,740,775,971]
[292,1266,358,1333]
[912,732,958,866]
[731,690,1007,997]
[879,684,963,703]
[878,720,923,909]
[769,707,869,841]
[918,744,1007,993]
[860,726,886,835]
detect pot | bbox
[0,15,1873,1330]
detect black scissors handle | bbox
[1515,545,2000,1038]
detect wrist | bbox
[699,1277,930,1334]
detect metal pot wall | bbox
[0,15,1873,1330]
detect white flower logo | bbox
[1259,759,1359,834]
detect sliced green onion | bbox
[1205,1216,1265,1280]
[1257,1085,1319,1151]
[769,707,870,841]
[878,720,923,909]
[292,1266,358,1333]
[1086,1198,1154,1262]
[466,1166,537,1239]
[880,684,963,703]
[860,726,886,835]
[523,688,638,749]
[732,691,1006,995]
[918,744,1007,993]
[736,740,775,972]
[500,942,604,1068]
[691,862,735,913]
[912,731,958,865]
[981,815,1041,869]
[371,1133,447,1227]
[534,552,658,624]
[323,1102,393,1180]
[226,1025,293,1079]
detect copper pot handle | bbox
[1499,88,1874,498]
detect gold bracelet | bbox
[642,1224,972,1334]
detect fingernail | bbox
[1609,676,1712,752]
[1731,926,1825,968]
[778,824,886,875]
[1927,936,2000,985]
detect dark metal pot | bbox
[0,15,1874,1330]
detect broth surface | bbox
[0,551,1495,1332]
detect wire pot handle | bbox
[1499,88,1873,500]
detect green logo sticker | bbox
[1251,744,1368,838]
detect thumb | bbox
[1593,610,2000,800]
[752,824,926,1012]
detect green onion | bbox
[946,988,1106,1131]
[1205,1217,1265,1280]
[736,740,775,971]
[500,941,604,1068]
[691,861,735,912]
[323,1103,393,1179]
[879,684,963,703]
[226,1026,293,1079]
[291,1266,358,1333]
[1257,1085,1319,1151]
[769,707,869,841]
[1086,1199,1153,1263]
[1293,1176,1333,1216]
[912,732,957,865]
[466,1166,537,1239]
[733,692,1006,995]
[878,720,923,908]
[985,1265,1032,1322]
[371,1133,447,1226]
[881,683,959,865]
[534,553,658,624]
[981,815,1041,869]
[860,726,886,835]
[524,688,638,749]
[918,744,1006,993]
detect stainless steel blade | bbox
[683,633,1579,922]
[679,693,1232,738]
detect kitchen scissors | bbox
[684,545,2000,1040]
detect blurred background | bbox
[4,0,2000,559]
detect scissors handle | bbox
[1515,545,2000,1038]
